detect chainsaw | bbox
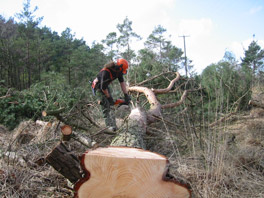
[97,99,128,107]
[114,99,128,106]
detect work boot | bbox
[108,126,117,132]
[105,114,117,131]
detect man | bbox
[92,58,131,131]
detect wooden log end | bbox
[74,147,191,198]
[61,125,73,141]
[42,111,47,117]
[61,125,72,136]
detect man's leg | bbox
[100,88,117,130]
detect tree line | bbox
[0,0,185,90]
[1,0,264,130]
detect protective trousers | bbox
[99,88,117,130]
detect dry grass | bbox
[0,121,89,198]
[143,106,264,198]
[176,116,264,198]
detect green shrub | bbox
[0,72,90,130]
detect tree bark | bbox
[110,107,147,149]
[46,142,83,184]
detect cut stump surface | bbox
[75,147,191,198]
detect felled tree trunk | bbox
[46,142,82,184]
[110,72,186,147]
[74,147,191,198]
[45,125,94,183]
[110,107,147,149]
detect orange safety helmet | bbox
[116,58,129,74]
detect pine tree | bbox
[241,40,264,84]
[116,17,141,62]
[102,32,118,60]
[15,0,43,88]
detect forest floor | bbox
[0,89,264,197]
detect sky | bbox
[1,0,264,73]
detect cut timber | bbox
[61,125,72,136]
[46,142,82,184]
[74,147,191,198]
[60,125,93,147]
[61,125,72,141]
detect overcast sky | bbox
[1,0,264,73]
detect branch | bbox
[162,90,188,109]
[42,108,99,131]
[128,86,161,111]
[152,72,180,94]
[208,112,235,127]
[61,125,94,147]
[129,73,180,110]
[80,109,100,128]
[61,125,73,141]
[42,108,66,117]
[161,85,203,109]
[128,86,162,123]
[133,71,173,86]
[0,94,11,99]
[129,72,186,123]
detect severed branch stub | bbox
[61,125,73,141]
[60,125,93,147]
[74,147,191,198]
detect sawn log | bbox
[74,147,191,198]
[46,142,82,184]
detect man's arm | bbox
[120,82,131,104]
[120,82,128,94]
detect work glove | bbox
[124,94,131,105]
[107,96,115,106]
